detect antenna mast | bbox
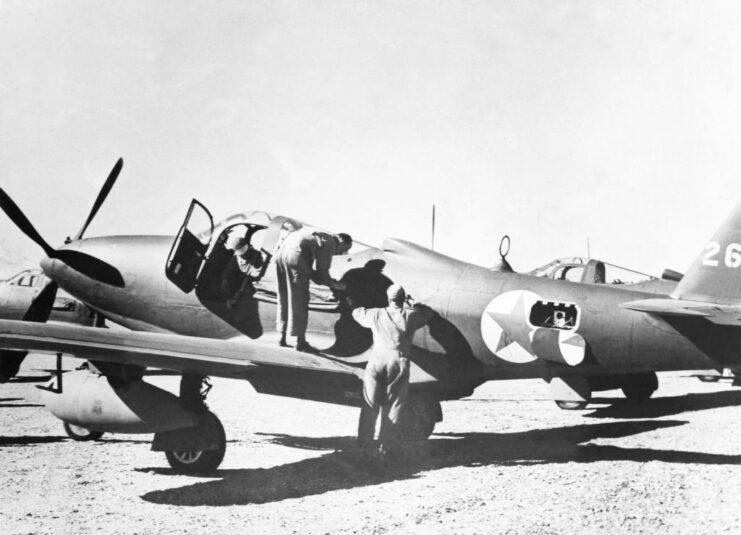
[431,204,436,251]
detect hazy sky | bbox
[1,1,740,277]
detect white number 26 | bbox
[703,241,741,268]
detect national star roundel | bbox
[480,290,541,363]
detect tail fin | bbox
[673,200,741,304]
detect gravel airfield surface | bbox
[3,356,741,534]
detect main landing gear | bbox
[152,375,227,474]
[398,396,442,441]
[63,421,104,441]
[621,372,659,401]
[551,372,659,410]
[163,411,226,474]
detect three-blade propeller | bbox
[0,158,124,381]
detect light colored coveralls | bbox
[352,302,434,451]
[275,228,344,338]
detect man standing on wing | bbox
[275,227,352,353]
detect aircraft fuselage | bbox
[43,234,726,396]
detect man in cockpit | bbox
[223,235,264,311]
[275,228,352,353]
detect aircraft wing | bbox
[0,319,363,379]
[621,298,741,326]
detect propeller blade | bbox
[53,249,125,288]
[0,189,55,256]
[23,279,59,322]
[74,157,123,241]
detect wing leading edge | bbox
[0,319,363,379]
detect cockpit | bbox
[528,257,656,286]
[167,203,375,338]
[4,269,44,288]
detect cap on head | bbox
[386,284,406,306]
[336,233,353,253]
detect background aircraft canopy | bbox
[528,257,656,285]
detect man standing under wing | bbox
[350,284,435,459]
[275,227,352,353]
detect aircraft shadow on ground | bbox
[140,419,741,507]
[586,390,741,419]
[0,435,67,446]
[0,397,44,408]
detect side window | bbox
[529,301,580,330]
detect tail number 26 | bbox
[702,241,741,268]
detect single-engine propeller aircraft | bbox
[0,158,737,473]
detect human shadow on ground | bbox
[586,390,741,419]
[140,419,741,506]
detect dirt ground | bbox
[2,355,741,534]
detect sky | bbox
[1,1,741,278]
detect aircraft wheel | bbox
[621,372,658,401]
[697,374,720,383]
[165,412,226,474]
[63,421,104,441]
[398,398,440,441]
[555,400,588,410]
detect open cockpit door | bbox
[166,199,214,293]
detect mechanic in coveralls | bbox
[275,228,352,353]
[350,284,434,458]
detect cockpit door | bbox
[165,199,214,293]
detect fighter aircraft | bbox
[0,158,737,474]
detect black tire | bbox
[621,372,659,401]
[555,400,588,410]
[165,412,226,474]
[63,421,104,441]
[398,398,440,441]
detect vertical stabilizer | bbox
[673,201,741,304]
